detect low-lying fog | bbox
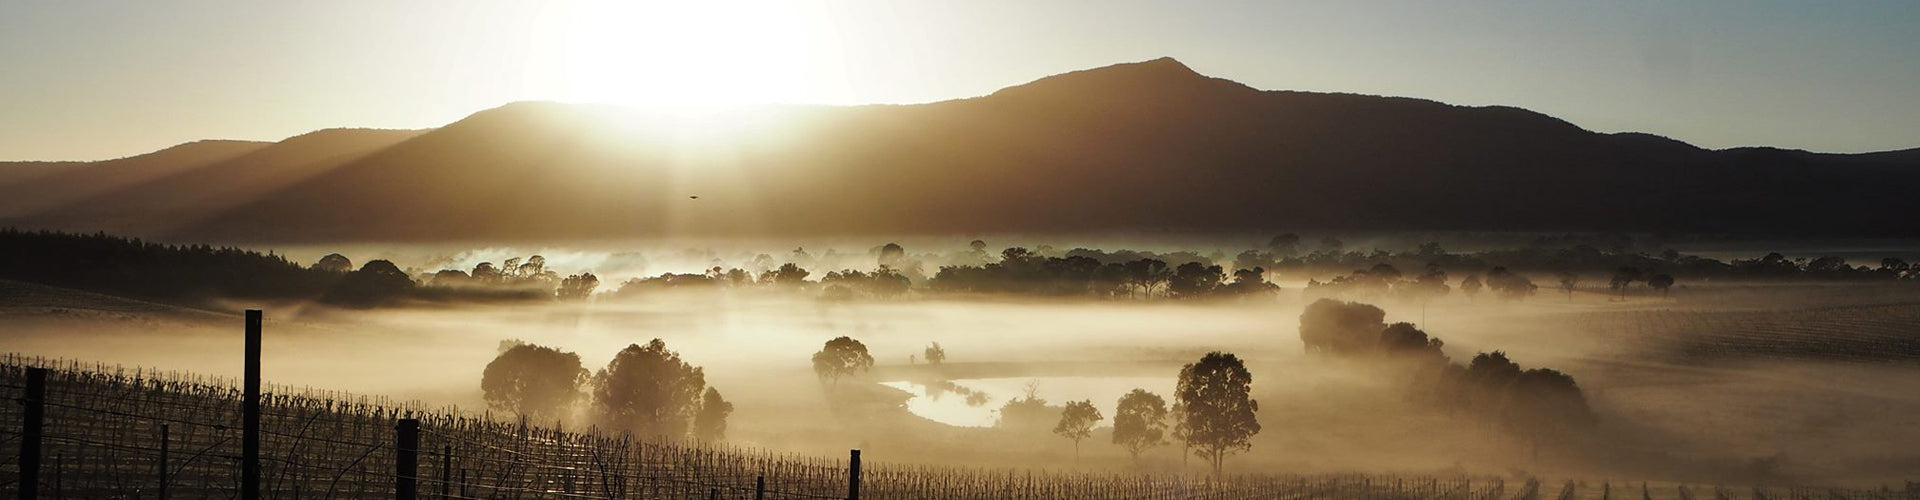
[8,277,1920,489]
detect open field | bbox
[3,279,1920,490]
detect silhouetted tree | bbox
[1054,400,1102,461]
[1506,368,1594,461]
[871,267,911,298]
[1646,274,1675,298]
[1176,352,1260,478]
[1221,267,1279,295]
[1485,267,1537,300]
[1556,271,1578,300]
[557,272,599,300]
[694,387,733,441]
[472,262,502,283]
[320,259,416,308]
[593,339,707,438]
[1299,299,1387,356]
[923,342,946,365]
[1378,322,1446,363]
[762,263,811,286]
[1124,259,1172,298]
[313,253,353,273]
[1168,262,1225,298]
[481,342,587,420]
[877,243,906,269]
[811,336,875,385]
[1609,267,1643,300]
[1112,389,1169,461]
[430,269,471,286]
[1460,275,1484,301]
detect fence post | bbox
[243,310,263,500]
[159,423,171,500]
[440,445,451,500]
[18,367,46,500]
[848,449,861,500]
[396,419,420,500]
[756,475,765,500]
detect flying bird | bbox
[689,195,700,199]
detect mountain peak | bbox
[988,57,1255,101]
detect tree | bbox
[811,336,875,385]
[1222,267,1279,295]
[1112,389,1170,461]
[694,387,733,441]
[1168,262,1225,298]
[1646,274,1675,298]
[1378,322,1446,362]
[762,263,811,286]
[593,339,707,438]
[1176,352,1261,478]
[320,259,416,307]
[1556,271,1578,300]
[1460,275,1483,301]
[923,342,946,365]
[313,253,353,273]
[877,243,906,269]
[471,262,502,284]
[481,343,587,420]
[1123,259,1172,298]
[1298,299,1386,356]
[1506,368,1594,461]
[1485,267,1537,300]
[997,382,1053,431]
[1608,267,1643,301]
[557,272,599,300]
[1053,400,1102,461]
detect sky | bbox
[1,0,1916,160]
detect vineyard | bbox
[3,354,1916,500]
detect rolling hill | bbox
[3,57,1915,242]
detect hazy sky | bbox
[2,0,1916,160]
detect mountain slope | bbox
[0,140,269,217]
[18,128,424,234]
[7,58,1917,242]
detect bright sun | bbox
[536,0,847,108]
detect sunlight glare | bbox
[539,0,849,109]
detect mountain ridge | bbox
[2,58,1915,242]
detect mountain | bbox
[12,128,423,234]
[3,57,1916,242]
[0,140,269,216]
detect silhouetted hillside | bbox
[16,128,423,234]
[0,140,268,216]
[4,58,1916,241]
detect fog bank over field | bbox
[6,277,1920,487]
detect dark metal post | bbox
[159,424,171,500]
[440,445,451,500]
[19,367,46,500]
[243,310,262,500]
[396,419,420,500]
[755,476,765,500]
[847,449,861,500]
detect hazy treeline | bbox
[0,228,335,301]
[6,228,1914,308]
[1299,299,1593,459]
